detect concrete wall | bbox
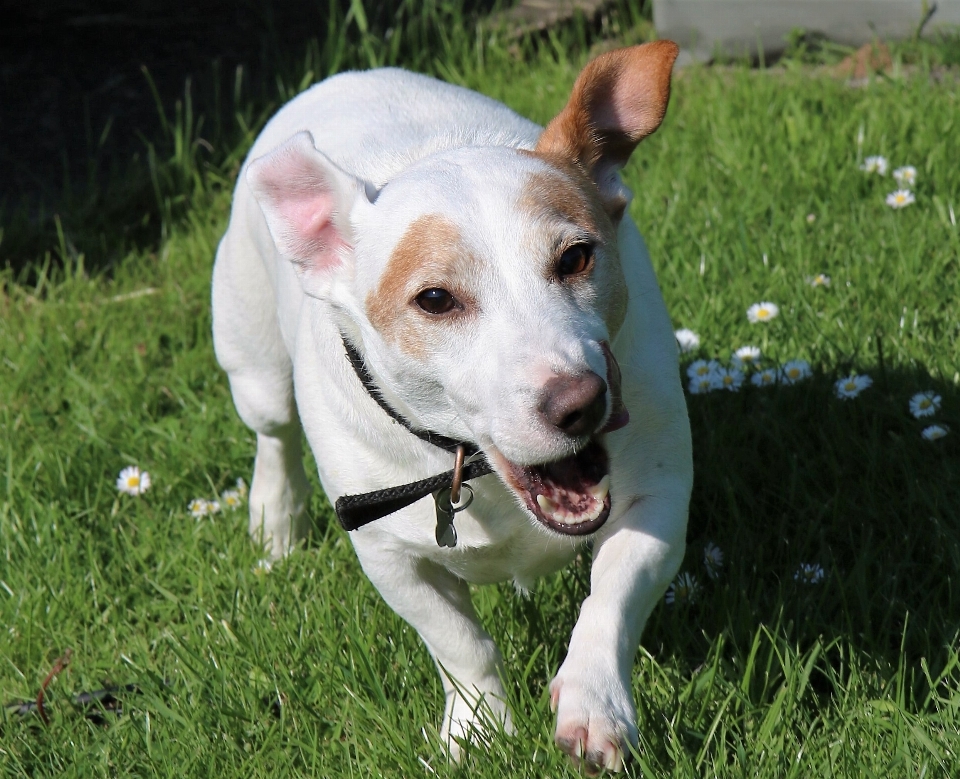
[653,0,960,62]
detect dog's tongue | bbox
[510,440,612,534]
[600,342,629,433]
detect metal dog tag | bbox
[433,484,473,548]
[434,489,458,548]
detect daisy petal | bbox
[747,302,779,324]
[909,391,941,419]
[885,189,915,209]
[674,328,700,354]
[922,424,949,441]
[117,466,151,496]
[834,374,873,399]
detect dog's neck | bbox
[340,334,479,457]
[334,334,491,535]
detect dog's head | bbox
[247,42,678,536]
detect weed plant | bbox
[2,7,960,777]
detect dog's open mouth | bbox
[498,440,611,535]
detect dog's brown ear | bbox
[247,131,372,296]
[536,41,679,211]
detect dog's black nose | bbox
[540,371,607,437]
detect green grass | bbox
[2,13,960,777]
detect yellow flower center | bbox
[788,369,800,378]
[127,476,140,487]
[844,381,857,391]
[723,375,733,385]
[920,399,931,409]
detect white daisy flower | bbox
[687,359,720,380]
[254,558,273,574]
[208,500,222,514]
[893,165,917,187]
[235,478,248,499]
[835,374,873,399]
[780,360,812,385]
[188,498,211,519]
[732,345,762,369]
[809,273,831,288]
[703,543,723,580]
[806,213,816,224]
[750,367,778,387]
[794,563,826,584]
[221,489,243,510]
[747,302,779,324]
[116,466,151,496]
[922,424,949,441]
[674,328,701,354]
[665,572,700,605]
[886,189,915,209]
[689,374,719,395]
[860,155,889,175]
[716,366,745,392]
[909,391,941,419]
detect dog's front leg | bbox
[351,535,512,757]
[550,490,687,772]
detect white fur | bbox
[212,63,692,769]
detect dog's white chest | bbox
[424,496,582,588]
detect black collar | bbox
[334,337,492,532]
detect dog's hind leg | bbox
[212,231,312,560]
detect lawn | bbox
[2,9,960,777]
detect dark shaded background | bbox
[0,1,330,211]
[1,0,515,271]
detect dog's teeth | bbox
[537,494,559,515]
[538,489,607,526]
[589,475,611,503]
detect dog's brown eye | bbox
[556,244,593,279]
[415,288,457,315]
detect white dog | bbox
[212,40,692,772]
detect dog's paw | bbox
[549,671,637,774]
[440,689,513,762]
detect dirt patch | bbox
[833,41,894,80]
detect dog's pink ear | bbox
[247,131,370,293]
[536,41,679,211]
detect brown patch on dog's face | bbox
[520,160,611,237]
[519,163,628,337]
[366,213,479,357]
[521,149,628,222]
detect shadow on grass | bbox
[487,361,960,718]
[628,362,960,703]
[0,0,501,276]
